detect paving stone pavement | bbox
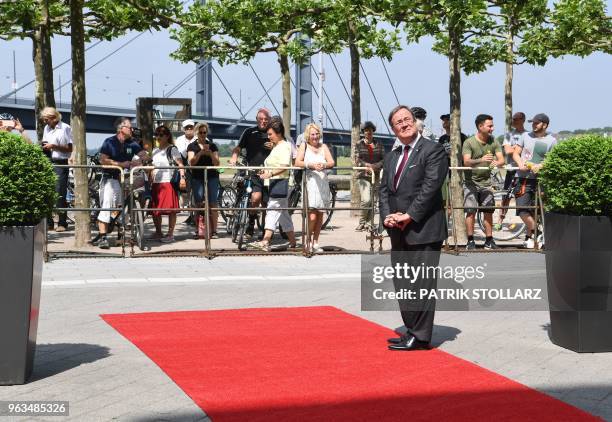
[1,253,611,421]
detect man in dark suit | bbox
[379,105,449,351]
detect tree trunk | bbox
[70,0,91,247]
[278,52,292,140]
[32,0,56,142]
[448,26,467,246]
[504,29,514,134]
[348,21,361,217]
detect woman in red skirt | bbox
[150,125,186,243]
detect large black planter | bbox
[545,212,612,353]
[0,222,44,384]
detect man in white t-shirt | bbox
[41,107,73,232]
[174,119,196,220]
[512,113,558,248]
[496,111,527,230]
[175,119,195,160]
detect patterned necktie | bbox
[393,145,410,190]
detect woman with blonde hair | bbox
[295,123,334,252]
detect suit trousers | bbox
[390,238,442,343]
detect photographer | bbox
[41,107,73,232]
[0,112,32,143]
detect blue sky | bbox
[1,22,610,145]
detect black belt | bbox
[51,159,69,164]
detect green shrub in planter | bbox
[0,131,57,226]
[538,134,612,216]
[539,134,612,352]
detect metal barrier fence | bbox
[46,163,381,259]
[445,165,544,252]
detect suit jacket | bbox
[379,137,448,246]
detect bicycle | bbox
[287,173,337,230]
[66,154,102,227]
[476,169,526,241]
[229,167,261,251]
[218,164,262,234]
[99,169,151,251]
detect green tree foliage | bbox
[171,0,332,139]
[0,132,57,226]
[521,0,611,63]
[313,0,401,209]
[539,135,612,216]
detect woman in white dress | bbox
[150,125,186,243]
[295,123,335,252]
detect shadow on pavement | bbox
[29,343,111,382]
[394,324,462,347]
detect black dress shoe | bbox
[388,335,431,351]
[387,337,403,344]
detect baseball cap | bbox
[182,119,195,128]
[528,113,549,124]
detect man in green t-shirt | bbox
[462,114,504,250]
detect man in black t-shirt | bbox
[229,108,273,237]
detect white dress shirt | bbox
[43,121,73,160]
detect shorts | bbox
[250,174,265,193]
[515,178,538,216]
[463,183,495,214]
[191,176,220,205]
[503,170,517,191]
[98,177,122,223]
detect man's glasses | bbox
[393,117,415,127]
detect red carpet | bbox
[102,306,598,421]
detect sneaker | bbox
[210,232,219,239]
[484,239,499,249]
[313,243,324,253]
[536,234,545,249]
[493,223,502,231]
[90,233,102,245]
[248,241,270,252]
[355,223,365,232]
[466,240,476,250]
[160,235,175,243]
[522,237,535,249]
[98,237,110,249]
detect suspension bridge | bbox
[0,33,399,146]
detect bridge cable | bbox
[287,67,338,130]
[210,64,247,121]
[19,32,147,98]
[248,63,282,117]
[380,58,400,105]
[327,55,352,103]
[359,62,392,134]
[310,67,344,130]
[240,69,286,119]
[0,40,104,101]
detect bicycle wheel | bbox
[218,186,237,223]
[477,196,526,241]
[321,185,337,230]
[287,187,301,216]
[133,198,146,250]
[236,208,249,250]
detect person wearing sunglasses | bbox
[187,122,220,238]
